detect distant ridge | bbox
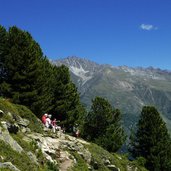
[52,56,171,133]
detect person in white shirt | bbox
[45,114,52,128]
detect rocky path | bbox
[59,158,73,171]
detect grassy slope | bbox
[0,98,148,171]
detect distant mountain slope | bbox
[53,56,171,132]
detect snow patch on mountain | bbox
[70,65,92,85]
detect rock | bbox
[27,151,39,165]
[21,127,31,133]
[0,162,21,171]
[6,122,19,134]
[0,110,4,118]
[88,165,92,170]
[107,164,119,171]
[12,113,20,121]
[18,118,30,127]
[104,159,111,165]
[93,161,99,170]
[0,126,23,153]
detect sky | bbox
[1,0,171,70]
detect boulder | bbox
[0,162,21,171]
[0,126,23,153]
[104,159,111,165]
[6,122,19,134]
[0,110,4,118]
[27,151,39,165]
[107,164,119,171]
[17,118,30,127]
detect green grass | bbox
[0,140,40,171]
[15,104,43,133]
[0,98,57,171]
[69,152,89,171]
[11,132,37,152]
[0,98,43,133]
[86,143,148,171]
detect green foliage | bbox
[0,24,85,125]
[130,106,171,171]
[32,57,55,117]
[87,143,147,171]
[82,96,126,152]
[0,25,54,117]
[69,152,89,171]
[134,157,146,167]
[0,25,8,92]
[51,65,84,128]
[45,161,59,171]
[1,26,41,106]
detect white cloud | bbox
[140,24,158,31]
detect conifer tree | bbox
[130,106,171,171]
[1,26,42,110]
[51,65,83,128]
[0,25,9,96]
[32,57,55,117]
[83,96,125,152]
[100,109,126,152]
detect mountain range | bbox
[52,56,171,133]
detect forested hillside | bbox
[0,25,84,129]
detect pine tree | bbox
[51,65,83,128]
[83,96,113,140]
[32,57,55,117]
[0,25,9,96]
[83,96,125,152]
[130,106,171,171]
[1,26,42,109]
[100,109,126,152]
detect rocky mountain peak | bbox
[51,57,171,134]
[53,56,100,72]
[53,56,102,86]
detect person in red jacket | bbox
[41,113,48,125]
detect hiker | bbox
[75,127,80,138]
[52,118,61,133]
[73,124,80,138]
[45,114,52,128]
[41,113,48,125]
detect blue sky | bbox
[1,0,171,70]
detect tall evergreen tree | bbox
[51,65,84,128]
[83,96,125,152]
[0,25,85,121]
[100,109,126,152]
[129,106,171,171]
[32,57,55,117]
[1,26,42,110]
[0,25,9,96]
